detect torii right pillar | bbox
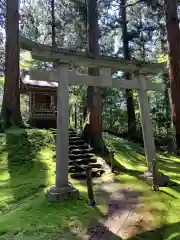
[137,73,169,186]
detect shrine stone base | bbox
[47,184,80,202]
[141,171,170,187]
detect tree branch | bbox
[125,0,142,8]
[109,0,142,8]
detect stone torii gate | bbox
[20,36,167,201]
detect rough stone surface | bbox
[47,184,80,202]
[69,140,85,145]
[69,158,97,165]
[69,163,102,172]
[54,129,107,180]
[70,169,104,179]
[87,186,141,240]
[68,129,104,179]
[71,149,91,154]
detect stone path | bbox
[53,129,154,239]
[87,187,140,239]
[85,181,154,240]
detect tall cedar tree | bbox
[82,0,106,152]
[165,0,180,147]
[1,0,23,128]
[51,0,58,69]
[120,0,137,138]
[51,0,56,48]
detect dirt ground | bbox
[82,176,156,240]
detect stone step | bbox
[69,157,97,166]
[70,169,105,179]
[69,129,76,132]
[69,136,81,141]
[51,130,77,135]
[69,153,94,160]
[69,140,85,145]
[69,131,77,134]
[69,132,77,136]
[53,153,96,161]
[70,149,92,155]
[52,129,105,180]
[69,144,89,151]
[69,164,102,173]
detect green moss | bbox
[104,132,180,240]
[1,130,180,239]
[0,129,101,240]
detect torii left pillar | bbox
[48,63,79,201]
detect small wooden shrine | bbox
[20,72,58,128]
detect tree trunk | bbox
[81,0,106,153]
[69,107,71,126]
[159,19,171,134]
[109,105,113,128]
[74,103,77,129]
[1,0,23,129]
[80,106,83,128]
[51,0,57,69]
[51,0,56,48]
[165,0,180,147]
[120,0,137,138]
[83,105,87,122]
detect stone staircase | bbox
[68,129,104,179]
[52,128,105,179]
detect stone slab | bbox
[47,184,80,202]
[87,187,141,239]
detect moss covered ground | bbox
[0,129,180,239]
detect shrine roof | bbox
[22,74,58,88]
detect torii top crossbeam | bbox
[20,36,167,74]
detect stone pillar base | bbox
[47,184,80,202]
[141,171,170,187]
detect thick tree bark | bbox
[51,0,56,48]
[1,0,23,129]
[51,0,58,69]
[165,0,180,147]
[159,21,171,134]
[82,0,106,152]
[120,0,137,138]
[74,103,77,129]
